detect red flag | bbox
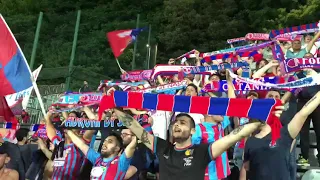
[0,96,17,123]
[107,29,133,58]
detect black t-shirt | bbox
[244,125,293,180]
[154,137,211,180]
[128,146,147,180]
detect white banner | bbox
[5,65,43,109]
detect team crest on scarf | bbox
[286,58,300,68]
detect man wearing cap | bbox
[0,142,19,179]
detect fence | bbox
[26,84,65,124]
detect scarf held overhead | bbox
[52,92,103,106]
[281,58,320,74]
[121,70,153,81]
[202,76,285,92]
[228,69,320,89]
[269,22,319,39]
[98,91,282,145]
[151,63,247,80]
[135,80,188,94]
[200,51,260,64]
[99,91,281,121]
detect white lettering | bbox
[309,58,316,64]
[117,31,131,38]
[222,83,228,91]
[243,83,251,90]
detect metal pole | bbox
[145,45,149,69]
[146,24,151,69]
[147,47,151,69]
[65,10,81,91]
[153,44,158,67]
[29,12,43,71]
[132,14,140,70]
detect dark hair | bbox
[175,113,195,129]
[208,73,221,80]
[16,128,29,142]
[268,88,281,96]
[256,59,268,69]
[108,132,124,151]
[186,83,198,94]
[69,111,81,118]
[113,85,123,91]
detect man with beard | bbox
[121,128,151,180]
[67,130,137,180]
[113,106,284,180]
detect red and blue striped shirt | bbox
[87,148,132,180]
[50,134,89,180]
[192,117,231,180]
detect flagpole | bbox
[116,58,123,70]
[153,44,158,67]
[29,12,43,71]
[132,14,140,70]
[0,15,46,117]
[65,10,81,92]
[146,24,151,69]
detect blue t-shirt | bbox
[286,48,307,58]
[87,148,132,180]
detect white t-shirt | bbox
[174,112,204,124]
[149,110,171,140]
[302,41,320,56]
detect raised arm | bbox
[82,106,98,141]
[124,136,137,158]
[288,91,320,139]
[210,121,262,158]
[210,105,284,158]
[113,108,154,150]
[44,112,57,141]
[252,60,278,78]
[66,130,89,155]
[306,30,320,52]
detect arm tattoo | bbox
[232,125,244,135]
[140,130,151,145]
[119,114,134,127]
[304,95,317,107]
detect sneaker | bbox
[297,155,310,166]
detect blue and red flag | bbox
[0,15,32,96]
[107,27,147,58]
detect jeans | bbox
[288,140,297,180]
[233,146,244,170]
[297,100,320,160]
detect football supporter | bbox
[112,106,284,180]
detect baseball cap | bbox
[0,142,9,154]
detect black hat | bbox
[0,142,9,155]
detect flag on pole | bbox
[5,65,43,114]
[0,15,32,96]
[107,27,147,58]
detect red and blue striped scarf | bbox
[199,50,260,64]
[269,22,318,39]
[98,91,282,145]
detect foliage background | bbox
[1,0,320,90]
